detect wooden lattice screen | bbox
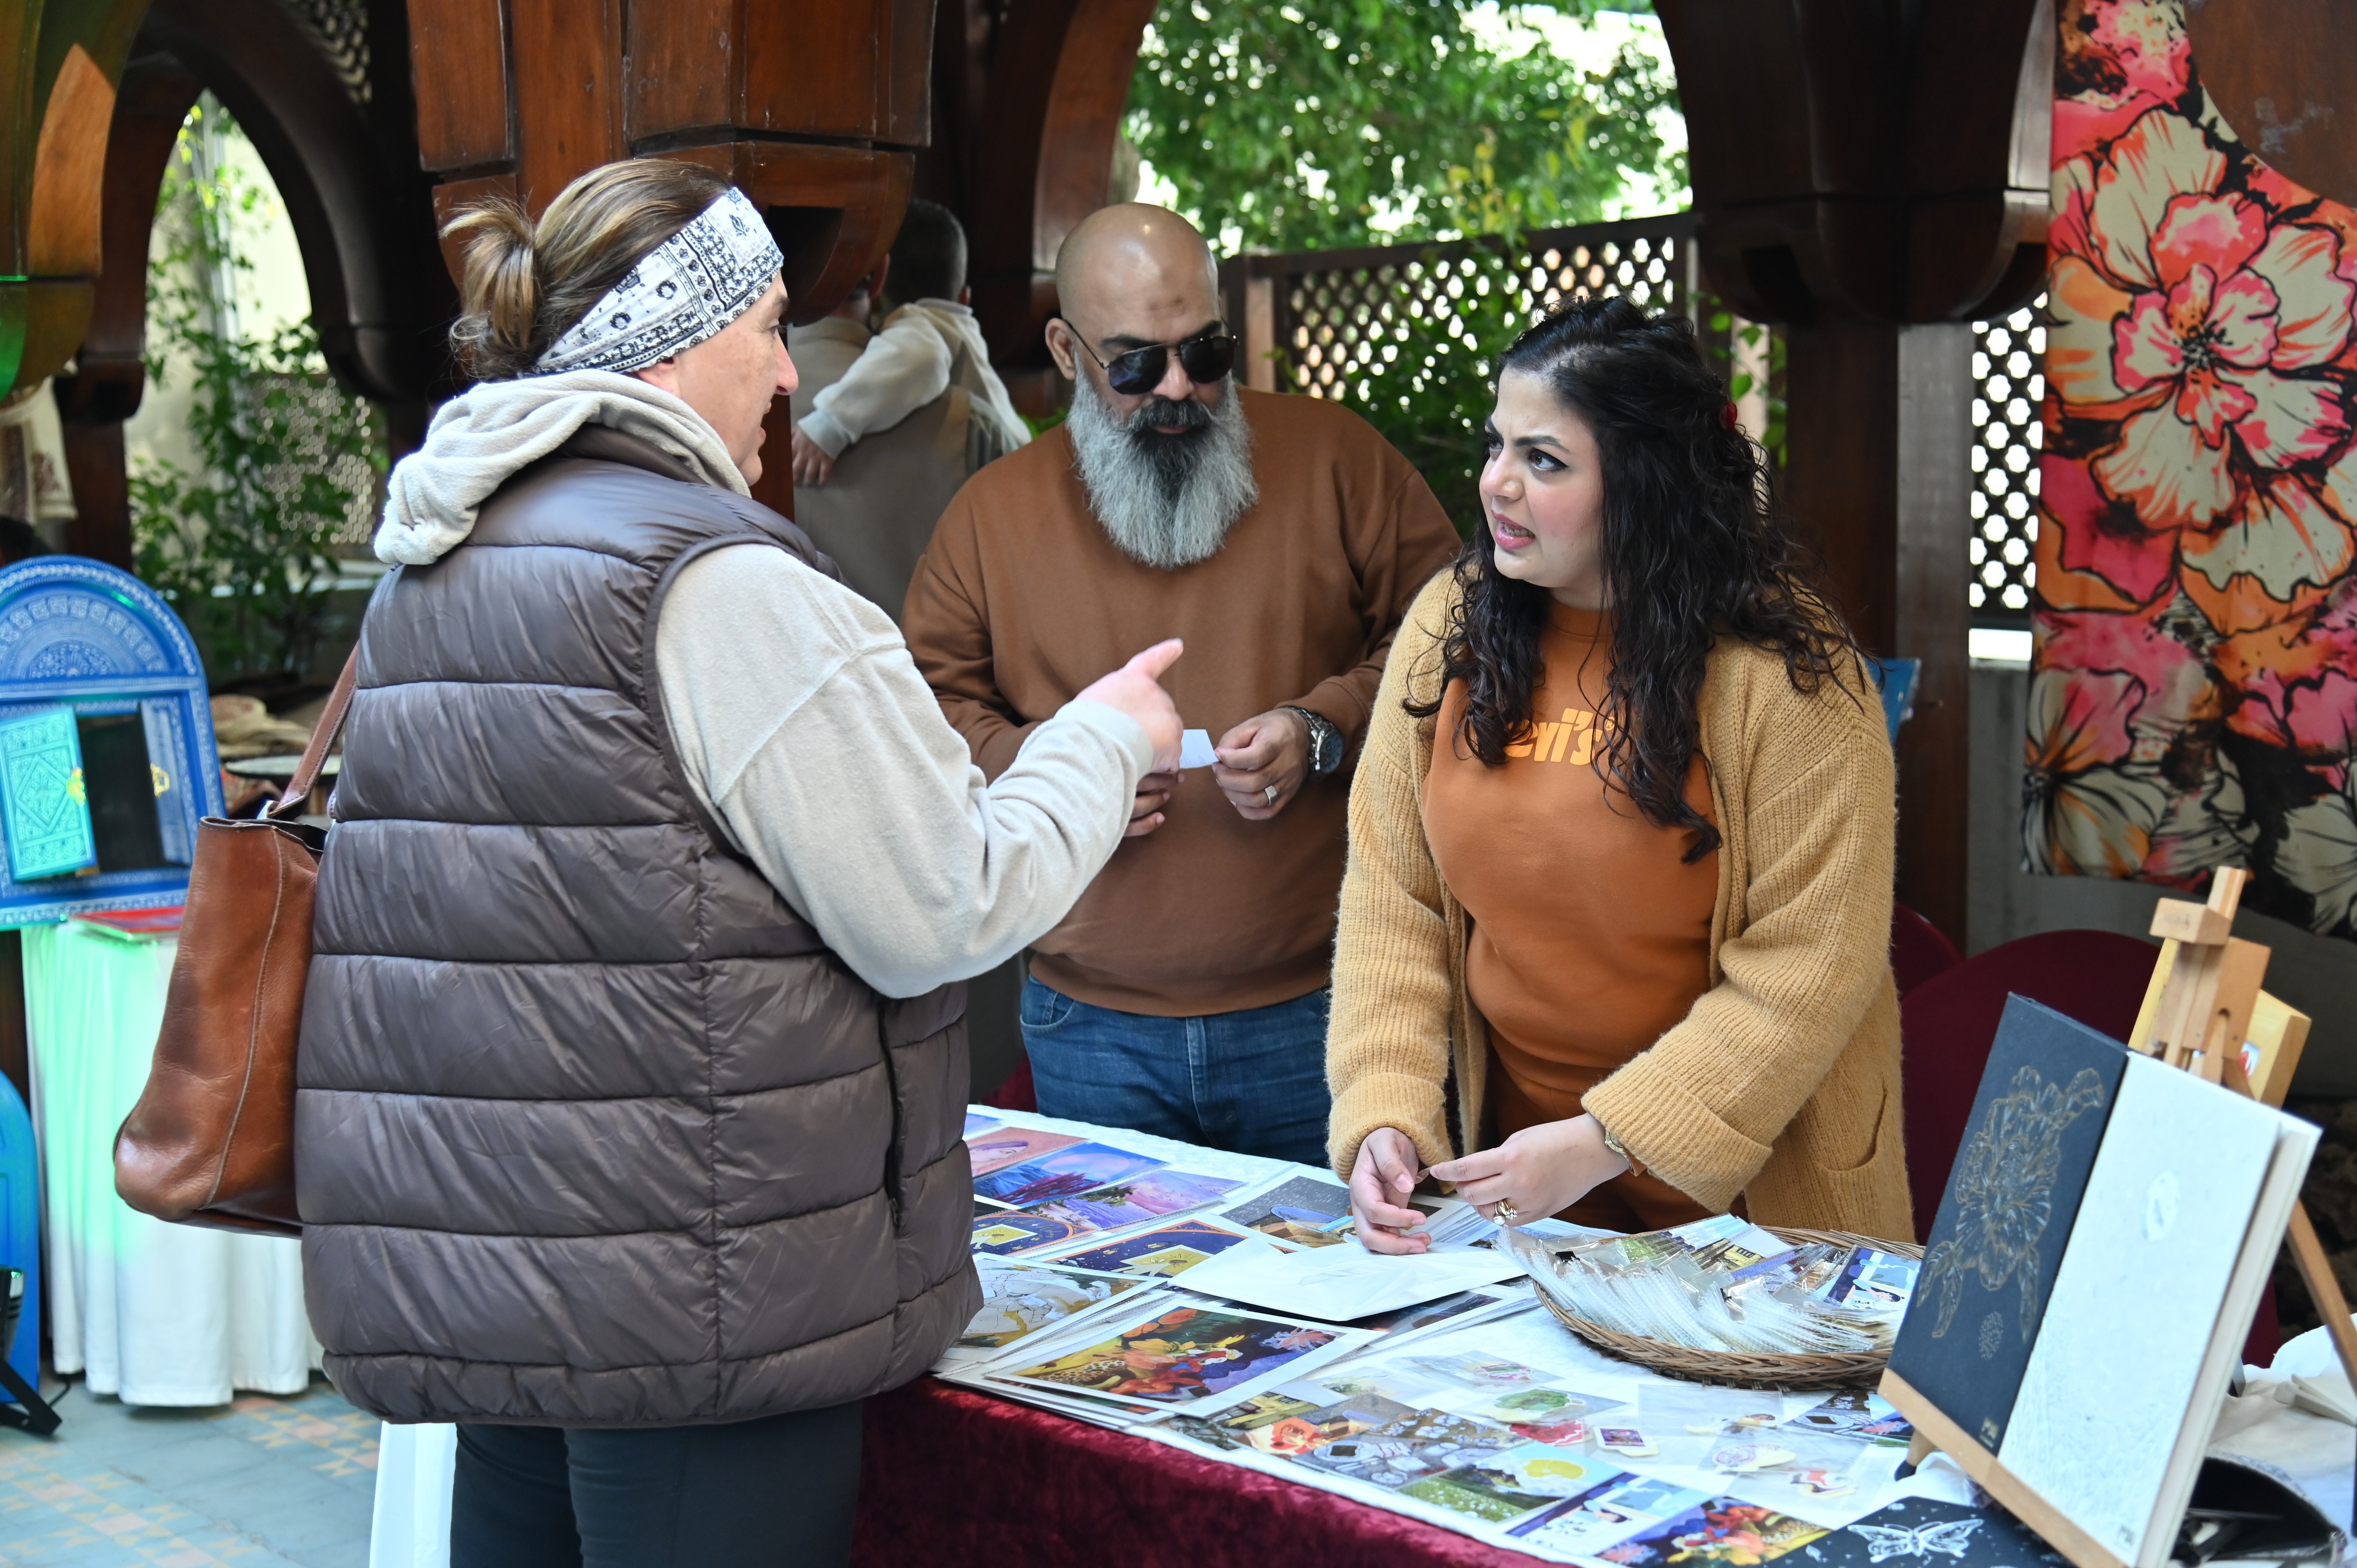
[1968,294,2046,627]
[1220,212,1699,404]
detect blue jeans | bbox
[1019,976,1332,1166]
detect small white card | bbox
[1178,729,1218,770]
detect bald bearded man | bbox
[904,205,1458,1164]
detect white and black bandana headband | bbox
[534,187,784,376]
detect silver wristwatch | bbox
[1284,706,1345,776]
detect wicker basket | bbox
[1534,1227,1925,1392]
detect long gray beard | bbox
[1066,372,1257,569]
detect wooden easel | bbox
[1886,868,2351,1568]
[2128,869,2357,1394]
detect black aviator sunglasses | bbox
[1058,321,1240,396]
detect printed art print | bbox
[971,1141,1166,1205]
[2034,0,2357,939]
[1000,1302,1344,1407]
[1050,1218,1261,1276]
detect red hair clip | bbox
[1719,401,1739,431]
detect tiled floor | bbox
[0,1377,376,1568]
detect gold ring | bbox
[1493,1200,1520,1225]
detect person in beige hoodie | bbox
[1329,296,1912,1250]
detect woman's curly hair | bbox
[1408,295,1857,863]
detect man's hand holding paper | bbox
[1212,708,1309,820]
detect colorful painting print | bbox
[1217,1175,1445,1246]
[970,1213,1089,1256]
[1508,1476,1713,1552]
[964,1112,1002,1138]
[972,1141,1167,1206]
[968,1126,1084,1178]
[998,1303,1345,1407]
[1242,1391,1415,1457]
[1025,1171,1245,1230]
[1219,1176,1360,1244]
[2035,0,2357,939]
[1401,1463,1562,1524]
[1598,1499,1828,1568]
[1448,1383,1622,1430]
[1050,1219,1262,1277]
[1295,1407,1523,1490]
[954,1261,1152,1351]
[1479,1443,1627,1497]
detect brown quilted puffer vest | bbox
[295,431,979,1426]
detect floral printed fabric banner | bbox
[2035,0,2357,940]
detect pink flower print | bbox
[2048,109,2356,533]
[2023,667,2171,876]
[2037,606,2205,730]
[2044,449,2181,605]
[2053,0,2189,160]
[2290,670,2357,757]
[2095,195,2353,527]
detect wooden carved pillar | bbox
[50,56,200,569]
[959,0,1158,413]
[1658,0,2052,946]
[405,0,940,520]
[0,0,152,405]
[1783,321,1975,939]
[52,0,454,570]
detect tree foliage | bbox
[1127,0,1680,254]
[1124,2,1698,534]
[131,103,383,683]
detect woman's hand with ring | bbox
[1424,1114,1629,1226]
[1347,1127,1431,1254]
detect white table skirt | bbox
[23,920,318,1405]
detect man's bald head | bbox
[1047,204,1228,419]
[1054,203,1218,340]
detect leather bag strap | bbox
[265,648,359,822]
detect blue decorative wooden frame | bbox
[0,558,222,926]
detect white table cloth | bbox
[23,919,318,1405]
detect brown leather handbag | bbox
[113,652,357,1238]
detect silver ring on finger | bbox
[1492,1199,1520,1225]
[1263,784,1279,806]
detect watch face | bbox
[1315,727,1344,774]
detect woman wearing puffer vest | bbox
[295,159,1184,1567]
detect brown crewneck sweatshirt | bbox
[1422,603,1720,1229]
[904,388,1459,1017]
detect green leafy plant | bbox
[1128,2,1708,531]
[130,102,383,685]
[1128,0,1680,255]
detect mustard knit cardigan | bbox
[1326,570,1914,1241]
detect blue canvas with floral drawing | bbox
[1887,996,2129,1455]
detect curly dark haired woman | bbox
[1327,296,1910,1249]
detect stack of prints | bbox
[946,1111,1972,1566]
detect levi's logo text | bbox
[1505,708,1602,764]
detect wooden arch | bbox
[51,0,452,568]
[936,0,1160,408]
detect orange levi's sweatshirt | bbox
[1422,604,1721,1230]
[902,389,1461,1018]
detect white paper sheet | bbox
[1178,729,1218,769]
[1177,1237,1526,1321]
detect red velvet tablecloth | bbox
[853,1376,1546,1566]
